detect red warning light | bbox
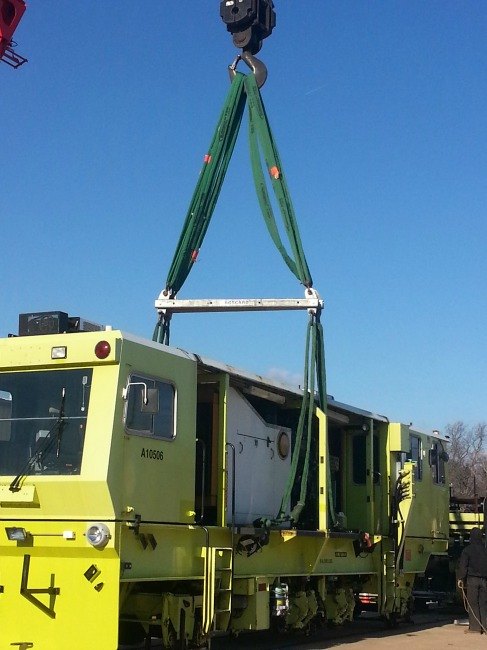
[0,0,27,64]
[94,340,111,360]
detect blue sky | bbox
[3,2,486,432]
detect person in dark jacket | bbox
[458,527,487,633]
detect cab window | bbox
[429,441,447,484]
[408,435,423,481]
[0,369,91,476]
[125,374,175,439]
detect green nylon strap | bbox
[276,313,335,528]
[154,73,247,345]
[165,73,247,298]
[301,320,317,503]
[153,69,334,526]
[276,317,312,520]
[245,73,312,288]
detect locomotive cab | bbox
[0,323,198,648]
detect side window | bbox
[352,433,380,484]
[125,374,175,439]
[429,441,447,484]
[408,435,423,481]
[0,390,12,441]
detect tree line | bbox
[446,422,487,500]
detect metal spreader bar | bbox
[155,297,323,314]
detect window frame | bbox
[123,372,177,441]
[409,434,423,481]
[429,440,447,485]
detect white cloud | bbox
[266,367,302,389]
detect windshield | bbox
[0,369,92,477]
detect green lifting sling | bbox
[153,70,335,528]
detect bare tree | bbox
[447,421,487,499]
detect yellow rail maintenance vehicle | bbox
[2,3,451,648]
[0,310,449,649]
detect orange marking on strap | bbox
[269,165,280,179]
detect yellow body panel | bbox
[1,521,120,649]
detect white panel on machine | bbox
[225,387,292,525]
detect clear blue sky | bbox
[3,2,486,432]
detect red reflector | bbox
[94,340,111,359]
[258,583,267,592]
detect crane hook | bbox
[228,51,268,89]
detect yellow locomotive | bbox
[0,310,450,648]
